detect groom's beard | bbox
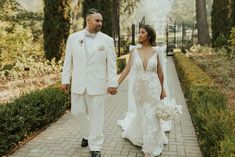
[95,26,101,32]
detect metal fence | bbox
[118,19,197,57]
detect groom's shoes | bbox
[91,151,101,157]
[81,138,88,147]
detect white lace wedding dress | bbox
[117,46,170,156]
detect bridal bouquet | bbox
[155,98,182,120]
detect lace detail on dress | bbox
[120,48,168,156]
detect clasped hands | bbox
[107,87,118,95]
[61,84,118,95]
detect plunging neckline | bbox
[136,49,156,73]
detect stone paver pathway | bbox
[10,57,202,157]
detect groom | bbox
[61,8,118,157]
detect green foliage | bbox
[219,136,235,157]
[121,39,132,54]
[213,34,228,48]
[43,0,71,61]
[100,0,113,36]
[120,0,140,15]
[116,58,126,74]
[0,0,21,21]
[228,27,235,59]
[16,11,43,42]
[0,86,70,156]
[0,21,63,83]
[231,0,235,28]
[0,2,63,83]
[218,110,235,156]
[0,53,63,83]
[189,46,235,89]
[174,52,234,157]
[188,86,227,111]
[173,52,214,88]
[211,0,231,47]
[0,22,40,66]
[0,0,46,77]
[194,107,230,157]
[169,0,195,25]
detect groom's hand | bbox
[61,84,69,93]
[107,87,117,95]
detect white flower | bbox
[155,98,182,120]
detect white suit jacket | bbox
[61,29,118,95]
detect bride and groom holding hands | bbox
[61,8,177,157]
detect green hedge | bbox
[0,86,70,156]
[173,52,235,157]
[117,58,126,74]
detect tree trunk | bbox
[196,0,210,45]
[112,0,120,57]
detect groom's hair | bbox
[86,8,102,17]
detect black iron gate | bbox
[166,21,176,56]
[166,21,196,55]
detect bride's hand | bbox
[160,89,166,99]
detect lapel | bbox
[86,32,102,62]
[76,30,86,60]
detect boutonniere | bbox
[78,39,84,47]
[97,45,105,51]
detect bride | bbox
[117,24,170,157]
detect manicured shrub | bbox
[0,87,70,156]
[228,26,235,59]
[219,135,235,156]
[173,52,234,157]
[218,110,235,156]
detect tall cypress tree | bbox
[231,0,235,27]
[43,0,71,61]
[211,0,231,47]
[100,0,113,36]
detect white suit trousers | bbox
[71,92,105,151]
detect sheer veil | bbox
[117,45,137,130]
[117,44,172,132]
[155,45,173,132]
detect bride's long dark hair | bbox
[139,24,157,46]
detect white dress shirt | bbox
[84,29,96,58]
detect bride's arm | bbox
[156,56,166,98]
[117,53,132,85]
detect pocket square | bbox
[97,45,105,51]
